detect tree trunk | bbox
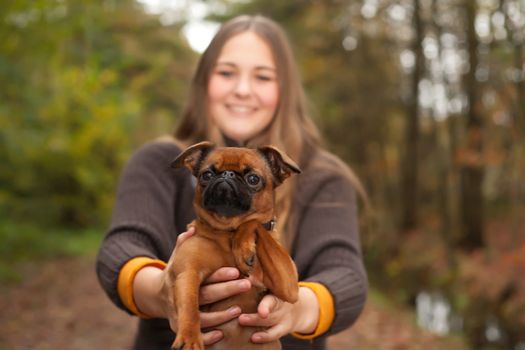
[501,0,525,133]
[458,0,485,250]
[431,0,457,269]
[401,0,423,231]
[514,43,525,131]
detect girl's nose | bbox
[234,74,251,97]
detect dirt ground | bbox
[0,256,466,350]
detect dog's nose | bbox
[221,171,236,179]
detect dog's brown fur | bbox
[168,142,300,350]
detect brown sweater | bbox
[96,140,367,350]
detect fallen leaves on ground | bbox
[0,256,466,350]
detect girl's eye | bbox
[217,70,234,78]
[256,74,274,82]
[201,171,214,182]
[246,174,260,186]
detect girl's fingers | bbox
[257,294,280,319]
[200,306,242,328]
[237,312,275,328]
[176,226,196,245]
[251,324,287,343]
[202,329,223,346]
[199,278,251,305]
[204,267,240,284]
[238,294,285,327]
[238,294,292,343]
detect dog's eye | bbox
[201,170,214,182]
[246,174,260,186]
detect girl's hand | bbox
[135,227,252,346]
[196,266,252,344]
[237,287,320,343]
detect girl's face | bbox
[208,31,279,144]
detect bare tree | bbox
[502,0,525,130]
[458,0,485,250]
[401,0,424,230]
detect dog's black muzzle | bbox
[202,172,252,217]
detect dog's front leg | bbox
[172,269,204,350]
[232,220,271,292]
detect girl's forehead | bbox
[215,32,275,69]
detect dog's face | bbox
[172,142,301,230]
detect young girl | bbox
[96,14,367,350]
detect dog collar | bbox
[262,218,276,231]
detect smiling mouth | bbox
[227,104,257,113]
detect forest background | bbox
[1,0,524,349]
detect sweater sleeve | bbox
[291,172,368,337]
[96,141,184,313]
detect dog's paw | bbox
[171,330,204,350]
[235,247,257,276]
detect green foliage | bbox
[0,0,196,227]
[1,64,139,225]
[0,220,103,283]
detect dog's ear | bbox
[257,146,301,186]
[232,221,298,303]
[171,141,215,176]
[255,226,298,303]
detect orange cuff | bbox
[117,257,167,318]
[292,281,335,340]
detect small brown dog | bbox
[168,141,300,350]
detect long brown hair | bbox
[174,15,365,247]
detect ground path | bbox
[0,256,465,350]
